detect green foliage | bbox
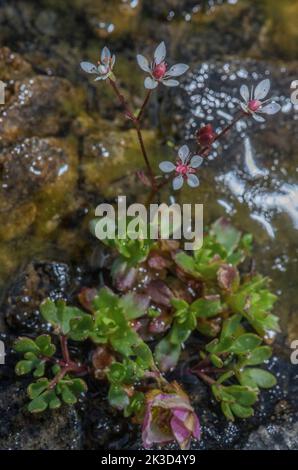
[27,373,87,413]
[226,275,279,336]
[13,217,279,428]
[175,218,251,281]
[40,299,93,339]
[91,216,154,268]
[155,296,222,371]
[14,335,56,378]
[212,383,258,421]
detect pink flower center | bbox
[176,164,189,175]
[248,99,262,112]
[153,62,167,80]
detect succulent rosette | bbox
[142,384,200,450]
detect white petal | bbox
[259,102,281,115]
[173,175,184,191]
[178,145,190,163]
[80,62,98,74]
[240,102,249,114]
[190,155,203,168]
[94,75,106,81]
[254,79,270,100]
[159,161,176,173]
[136,54,150,72]
[166,63,189,77]
[162,78,179,87]
[101,46,111,64]
[144,77,158,89]
[252,113,266,123]
[98,64,108,74]
[187,174,200,188]
[240,84,249,102]
[154,41,166,65]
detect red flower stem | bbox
[137,89,152,122]
[108,78,156,190]
[60,335,70,364]
[193,369,216,386]
[48,362,87,390]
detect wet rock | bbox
[0,47,33,82]
[243,418,298,450]
[82,128,160,198]
[83,0,141,39]
[0,76,79,145]
[0,382,82,450]
[3,260,81,334]
[0,137,70,212]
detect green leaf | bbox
[107,363,127,384]
[191,298,222,318]
[211,218,241,255]
[119,293,148,320]
[220,314,242,340]
[221,401,234,421]
[40,299,59,325]
[210,354,224,368]
[61,385,77,405]
[174,252,198,277]
[239,368,277,389]
[124,392,145,418]
[28,396,48,413]
[28,379,50,399]
[108,385,129,410]
[35,335,56,356]
[230,334,262,354]
[206,336,234,354]
[33,362,46,378]
[225,385,258,406]
[14,338,39,354]
[154,337,181,372]
[230,403,254,418]
[15,360,34,376]
[243,346,272,366]
[69,314,94,341]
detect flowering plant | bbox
[12,40,281,451]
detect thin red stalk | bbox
[108,78,156,190]
[60,335,70,364]
[193,370,216,386]
[137,89,152,121]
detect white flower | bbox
[136,42,189,90]
[159,145,203,190]
[239,79,281,123]
[80,46,115,81]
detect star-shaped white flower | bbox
[80,46,115,81]
[240,79,281,123]
[137,42,189,90]
[159,145,203,190]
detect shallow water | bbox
[0,0,297,342]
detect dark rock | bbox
[3,261,81,334]
[0,382,82,450]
